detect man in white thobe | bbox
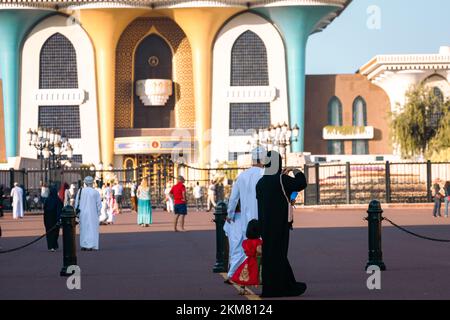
[75,176,102,250]
[224,147,265,282]
[11,182,24,219]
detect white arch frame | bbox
[211,12,289,163]
[19,14,100,165]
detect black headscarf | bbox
[44,186,63,220]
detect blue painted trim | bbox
[253,6,338,152]
[0,9,53,157]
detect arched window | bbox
[352,96,369,155]
[230,30,269,86]
[229,31,270,135]
[433,86,444,103]
[38,33,80,139]
[39,33,78,89]
[327,97,344,155]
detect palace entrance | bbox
[123,154,175,207]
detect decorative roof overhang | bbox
[359,52,450,83]
[0,0,351,33]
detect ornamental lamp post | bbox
[248,123,300,166]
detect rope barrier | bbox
[0,222,60,254]
[383,217,450,243]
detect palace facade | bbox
[1,1,449,169]
[0,0,351,169]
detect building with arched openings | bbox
[0,1,449,169]
[0,0,351,169]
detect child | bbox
[432,183,444,217]
[230,219,262,295]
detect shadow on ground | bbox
[1,225,450,299]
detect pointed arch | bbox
[327,96,344,155]
[352,96,369,155]
[230,30,269,86]
[39,32,78,89]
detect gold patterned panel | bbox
[115,17,195,129]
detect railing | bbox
[1,160,449,211]
[303,161,450,205]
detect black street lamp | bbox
[28,127,74,185]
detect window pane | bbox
[38,105,81,139]
[40,33,78,89]
[231,31,269,86]
[352,97,367,126]
[352,140,369,155]
[328,97,343,126]
[229,103,270,136]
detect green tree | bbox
[428,105,450,161]
[390,85,447,159]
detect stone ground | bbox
[1,205,450,300]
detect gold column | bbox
[162,8,244,165]
[73,8,149,166]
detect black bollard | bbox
[60,205,78,277]
[365,200,386,271]
[213,201,229,273]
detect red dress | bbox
[231,238,263,286]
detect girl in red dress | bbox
[231,219,262,295]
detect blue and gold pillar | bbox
[254,6,339,152]
[0,9,53,157]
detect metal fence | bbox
[1,160,449,210]
[304,161,450,205]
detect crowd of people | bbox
[2,154,450,298]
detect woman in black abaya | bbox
[256,151,307,298]
[43,186,62,251]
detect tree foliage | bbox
[390,85,449,160]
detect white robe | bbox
[11,186,24,219]
[96,188,108,223]
[75,186,102,249]
[224,166,263,278]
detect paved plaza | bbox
[1,206,450,300]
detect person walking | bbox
[170,176,187,232]
[432,182,444,218]
[164,183,174,213]
[58,182,70,207]
[104,183,115,224]
[130,181,138,213]
[230,219,263,295]
[193,182,204,211]
[69,183,77,207]
[11,182,24,219]
[137,178,152,227]
[256,151,308,298]
[444,181,450,218]
[75,176,102,251]
[215,178,225,203]
[43,186,62,251]
[224,147,264,284]
[112,181,124,213]
[97,183,107,225]
[206,180,216,212]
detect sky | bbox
[1,0,450,77]
[306,0,450,74]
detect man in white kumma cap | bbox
[223,146,266,283]
[75,176,102,250]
